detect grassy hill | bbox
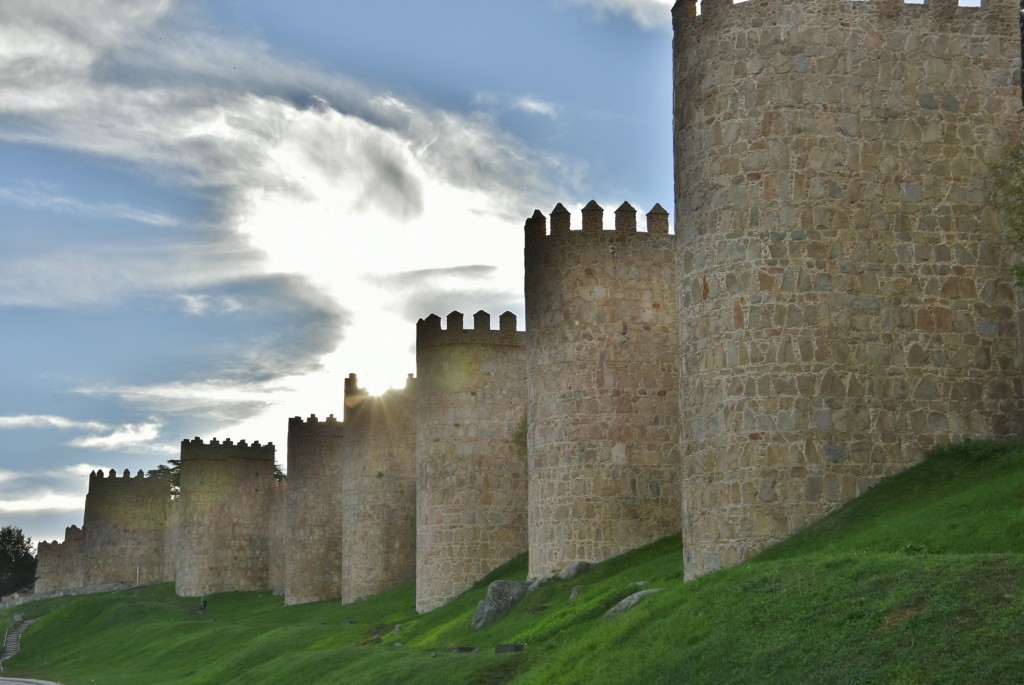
[4,441,1024,684]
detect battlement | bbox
[288,413,345,444]
[288,413,342,426]
[674,0,1017,28]
[416,310,524,350]
[39,525,84,548]
[180,436,276,461]
[89,468,169,484]
[524,201,671,240]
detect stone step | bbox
[1,619,36,662]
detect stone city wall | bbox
[174,437,277,597]
[83,469,170,587]
[415,311,529,613]
[524,201,682,579]
[33,540,62,595]
[285,414,344,605]
[341,376,417,604]
[673,0,1024,577]
[268,476,287,596]
[33,525,85,594]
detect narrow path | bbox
[0,620,58,684]
[1,620,35,663]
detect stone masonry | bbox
[34,526,84,594]
[673,0,1024,578]
[415,311,529,613]
[524,201,682,579]
[268,477,288,596]
[35,469,169,594]
[340,375,417,604]
[174,438,278,597]
[285,414,344,605]
[83,469,170,587]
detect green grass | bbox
[4,441,1024,684]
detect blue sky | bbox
[0,0,674,546]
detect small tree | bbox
[0,526,37,596]
[147,458,285,491]
[148,458,181,495]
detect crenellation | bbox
[550,202,571,233]
[647,204,670,234]
[180,435,275,460]
[526,202,675,239]
[582,199,604,231]
[524,209,547,239]
[289,413,342,430]
[416,311,523,351]
[499,311,517,332]
[615,202,637,232]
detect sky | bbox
[0,0,676,546]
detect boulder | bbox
[470,580,529,630]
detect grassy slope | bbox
[4,441,1024,684]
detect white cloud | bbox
[76,380,281,420]
[0,463,106,524]
[0,0,565,336]
[472,92,560,119]
[0,415,109,432]
[514,97,559,118]
[68,421,164,451]
[565,0,674,28]
[0,185,180,226]
[0,241,264,308]
[0,414,172,454]
[0,493,88,513]
[173,293,244,316]
[0,0,575,451]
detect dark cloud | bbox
[363,265,521,324]
[196,272,349,382]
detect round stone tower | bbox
[524,201,681,580]
[415,310,528,613]
[284,414,344,605]
[175,437,277,596]
[673,0,1024,578]
[83,468,170,587]
[340,374,417,604]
